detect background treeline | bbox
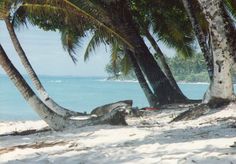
[106,53,233,83]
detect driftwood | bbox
[91,100,132,117]
[0,128,51,137]
[88,100,132,126]
[171,104,210,122]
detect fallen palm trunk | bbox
[91,100,132,116]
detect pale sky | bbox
[0,21,176,77]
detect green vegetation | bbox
[167,53,209,82]
[106,53,210,83]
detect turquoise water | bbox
[0,75,212,121]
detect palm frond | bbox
[61,29,83,63]
[120,53,132,75]
[84,32,106,62]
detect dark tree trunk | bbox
[108,2,188,104]
[144,29,183,96]
[127,50,158,107]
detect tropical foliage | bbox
[0,0,236,129]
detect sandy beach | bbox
[1,103,236,164]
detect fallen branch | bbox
[0,128,51,137]
[170,104,210,122]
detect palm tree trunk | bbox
[196,0,234,105]
[110,3,188,104]
[127,50,158,107]
[144,29,184,96]
[182,0,213,80]
[4,17,84,117]
[0,44,127,130]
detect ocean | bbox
[0,75,215,121]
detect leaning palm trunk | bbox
[127,50,158,107]
[182,0,213,80]
[0,44,127,130]
[196,0,234,105]
[4,18,84,117]
[144,29,183,96]
[111,2,188,104]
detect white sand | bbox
[1,103,236,164]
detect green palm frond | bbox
[120,53,132,75]
[63,0,134,50]
[84,32,106,62]
[61,29,83,63]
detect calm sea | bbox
[0,75,222,121]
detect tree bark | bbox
[0,44,128,130]
[4,18,84,117]
[127,51,158,107]
[144,29,184,96]
[182,0,213,80]
[91,100,132,116]
[196,0,234,105]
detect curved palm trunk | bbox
[182,0,213,80]
[0,44,127,130]
[127,50,158,107]
[144,29,183,95]
[196,0,234,105]
[4,18,84,117]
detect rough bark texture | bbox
[182,0,213,80]
[171,104,210,122]
[0,45,128,130]
[91,100,132,116]
[197,0,234,104]
[4,18,84,117]
[128,51,158,107]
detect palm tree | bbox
[131,0,195,96]
[126,50,158,107]
[0,0,86,117]
[18,0,196,105]
[196,0,235,105]
[0,44,127,130]
[181,0,213,80]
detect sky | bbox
[0,21,176,77]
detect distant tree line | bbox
[106,53,210,83]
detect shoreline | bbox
[1,103,236,163]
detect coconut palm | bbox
[0,44,128,130]
[83,30,158,107]
[14,0,190,105]
[181,0,213,80]
[196,0,235,105]
[0,0,86,117]
[130,0,196,96]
